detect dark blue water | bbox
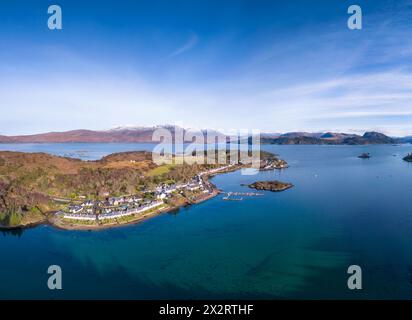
[1,144,412,299]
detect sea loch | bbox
[0,143,412,299]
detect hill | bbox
[261,131,398,145]
[0,127,407,145]
[0,126,226,143]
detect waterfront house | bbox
[63,213,96,221]
[157,193,167,200]
[69,205,83,214]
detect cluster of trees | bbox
[0,210,22,226]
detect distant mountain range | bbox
[260,131,405,145]
[0,126,410,145]
[0,126,223,143]
[403,136,412,143]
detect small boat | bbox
[358,153,371,159]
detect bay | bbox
[1,143,412,299]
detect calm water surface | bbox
[1,143,412,299]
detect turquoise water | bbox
[1,144,412,299]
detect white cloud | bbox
[2,67,412,136]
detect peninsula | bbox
[0,150,285,230]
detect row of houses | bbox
[63,200,164,221]
[67,195,145,214]
[107,196,143,206]
[62,213,97,221]
[153,163,234,199]
[98,200,164,220]
[154,179,205,199]
[62,163,238,223]
[198,163,235,177]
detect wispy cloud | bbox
[169,32,199,57]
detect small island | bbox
[248,180,294,192]
[403,153,412,162]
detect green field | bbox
[147,164,175,177]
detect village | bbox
[58,163,237,224]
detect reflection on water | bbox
[1,227,25,238]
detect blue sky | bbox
[1,0,412,136]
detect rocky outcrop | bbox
[403,154,412,162]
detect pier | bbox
[223,191,264,201]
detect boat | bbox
[358,153,371,159]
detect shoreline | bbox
[48,204,179,231]
[48,187,221,231]
[5,167,231,232]
[0,219,46,231]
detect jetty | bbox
[223,191,264,201]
